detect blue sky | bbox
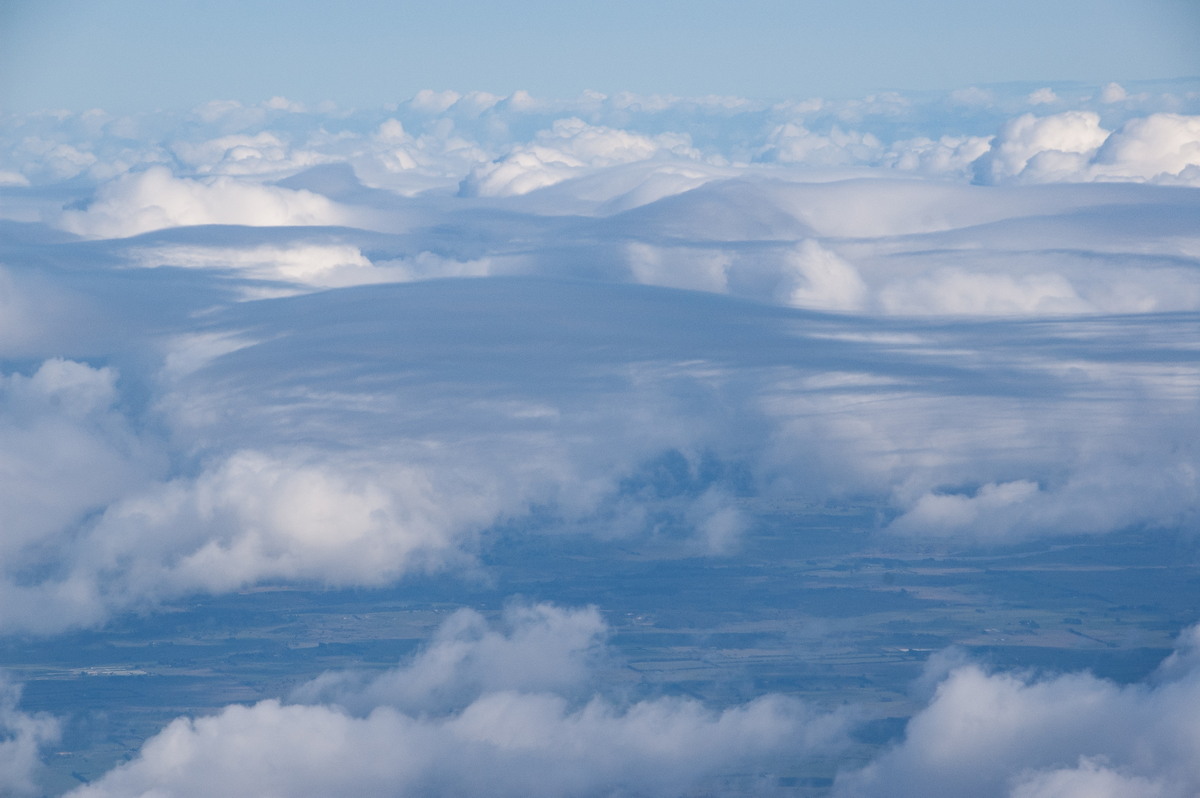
[2,0,1198,112]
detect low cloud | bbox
[0,675,59,797]
[460,117,701,197]
[69,604,847,798]
[58,166,355,238]
[835,624,1200,798]
[974,111,1200,186]
[0,359,162,576]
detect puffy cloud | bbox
[757,122,884,166]
[973,111,1111,184]
[883,134,992,178]
[0,360,161,571]
[293,604,609,713]
[460,117,700,197]
[171,131,325,176]
[1091,114,1200,182]
[70,604,847,798]
[67,692,820,798]
[0,676,59,797]
[1028,88,1059,105]
[974,111,1200,186]
[779,239,868,312]
[58,166,355,238]
[834,624,1200,798]
[1101,82,1129,103]
[85,448,500,591]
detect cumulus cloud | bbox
[460,117,700,197]
[1,84,1199,797]
[1091,114,1200,182]
[779,239,868,312]
[974,111,1200,186]
[1028,88,1059,105]
[70,604,847,798]
[171,131,325,176]
[757,122,884,166]
[973,111,1111,184]
[58,166,355,238]
[293,604,609,713]
[835,624,1200,798]
[0,359,161,572]
[0,676,59,797]
[882,134,992,177]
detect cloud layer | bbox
[1,80,1197,795]
[69,604,846,798]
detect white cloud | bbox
[835,624,1200,798]
[973,111,1200,186]
[758,122,884,166]
[1091,114,1200,182]
[973,111,1111,184]
[68,694,822,798]
[0,675,59,797]
[70,604,847,798]
[779,239,868,312]
[883,134,993,178]
[293,604,609,713]
[58,166,355,238]
[1028,88,1059,105]
[461,117,700,197]
[82,448,499,593]
[0,359,162,571]
[1100,82,1129,103]
[171,131,325,176]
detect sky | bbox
[2,3,1200,797]
[1,0,1198,112]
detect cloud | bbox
[882,134,992,178]
[973,111,1200,186]
[58,166,355,238]
[0,359,162,572]
[1101,82,1129,104]
[876,269,1091,316]
[0,675,59,797]
[292,604,609,714]
[460,117,700,197]
[779,239,868,312]
[973,111,1110,184]
[834,624,1200,798]
[171,131,325,176]
[1091,114,1200,183]
[132,242,416,293]
[1,273,1193,635]
[1028,88,1059,105]
[757,122,884,166]
[69,604,847,798]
